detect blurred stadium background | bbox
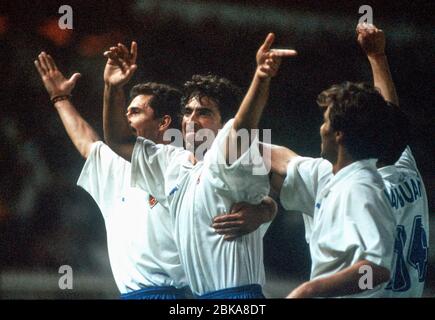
[0,0,433,298]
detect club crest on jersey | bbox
[148,195,158,208]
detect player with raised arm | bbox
[225,37,396,298]
[34,50,191,299]
[104,34,295,298]
[356,23,429,297]
[200,24,429,298]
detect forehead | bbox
[128,94,153,110]
[186,95,220,113]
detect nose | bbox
[126,109,133,120]
[185,110,200,126]
[185,109,198,122]
[184,118,201,134]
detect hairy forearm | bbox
[103,84,133,145]
[226,75,271,163]
[103,84,134,160]
[289,260,390,298]
[54,100,100,158]
[368,54,399,106]
[261,143,298,197]
[233,75,270,132]
[261,143,298,177]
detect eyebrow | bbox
[185,105,214,112]
[127,106,141,112]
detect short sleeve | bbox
[77,141,131,216]
[130,137,187,204]
[204,119,270,204]
[280,156,332,216]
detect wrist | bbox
[260,198,277,222]
[254,69,272,82]
[367,53,387,61]
[51,94,71,104]
[104,82,124,90]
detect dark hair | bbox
[317,81,391,161]
[379,104,410,165]
[130,82,182,130]
[181,74,243,123]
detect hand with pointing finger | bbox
[256,33,297,80]
[34,52,81,100]
[103,41,138,87]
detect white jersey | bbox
[379,147,429,297]
[77,141,187,294]
[280,157,395,297]
[131,119,270,295]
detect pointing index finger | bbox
[270,49,298,57]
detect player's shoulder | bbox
[292,156,331,176]
[339,174,386,205]
[88,140,126,162]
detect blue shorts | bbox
[120,286,191,300]
[196,284,265,299]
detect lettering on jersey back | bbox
[384,177,422,210]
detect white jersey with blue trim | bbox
[379,146,429,297]
[77,141,187,294]
[280,157,396,297]
[131,119,270,295]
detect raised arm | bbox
[233,33,297,132]
[357,23,399,106]
[34,52,99,158]
[103,42,138,161]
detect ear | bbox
[335,130,344,145]
[158,115,172,132]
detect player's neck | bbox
[332,148,354,174]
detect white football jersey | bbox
[131,119,270,295]
[281,157,396,297]
[380,147,429,297]
[77,141,187,294]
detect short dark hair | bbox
[317,82,391,161]
[379,104,410,165]
[181,74,243,124]
[130,82,182,130]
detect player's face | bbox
[181,96,223,149]
[320,106,338,162]
[126,94,161,142]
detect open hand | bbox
[103,41,137,87]
[34,52,81,99]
